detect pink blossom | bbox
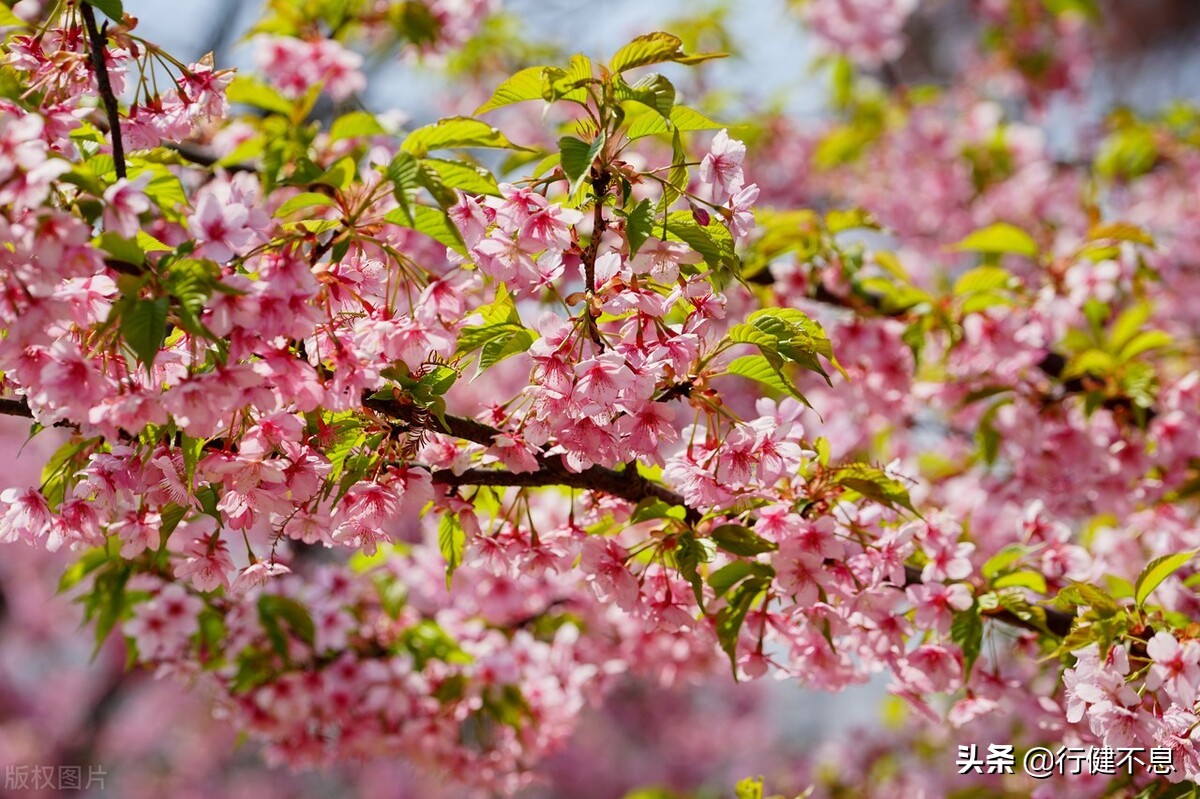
[174,534,235,592]
[698,129,746,204]
[580,537,639,610]
[125,584,204,660]
[101,176,151,238]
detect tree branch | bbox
[168,142,257,174]
[1,393,1075,639]
[81,4,126,180]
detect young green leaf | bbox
[716,576,767,677]
[625,198,655,256]
[626,105,725,139]
[439,513,466,586]
[709,524,778,556]
[1135,550,1197,607]
[609,31,726,73]
[420,158,501,196]
[951,603,984,680]
[475,66,548,114]
[725,354,808,404]
[226,75,292,116]
[84,0,124,22]
[953,223,1038,259]
[329,110,387,142]
[616,73,676,119]
[832,463,918,514]
[273,191,338,217]
[120,297,169,368]
[401,117,526,157]
[384,205,467,254]
[558,132,606,195]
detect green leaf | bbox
[136,230,172,253]
[832,463,917,514]
[58,548,110,594]
[83,0,123,21]
[416,365,458,397]
[708,561,755,597]
[954,265,1013,296]
[728,322,780,351]
[274,191,338,217]
[625,198,654,256]
[630,497,685,524]
[384,205,467,255]
[1135,550,1197,607]
[992,570,1048,595]
[456,322,525,355]
[421,158,500,196]
[41,436,97,508]
[734,777,765,799]
[226,75,292,116]
[824,208,879,233]
[159,503,187,548]
[475,66,548,114]
[478,329,535,372]
[559,132,606,196]
[981,544,1026,579]
[328,110,386,142]
[401,116,525,157]
[709,524,778,556]
[953,223,1038,259]
[950,603,984,680]
[164,258,219,338]
[716,576,767,677]
[258,594,315,655]
[1108,302,1152,352]
[1119,330,1172,361]
[386,152,421,223]
[120,297,169,368]
[89,562,131,658]
[0,5,27,26]
[665,212,737,275]
[1087,221,1154,247]
[609,31,726,73]
[314,156,356,190]
[439,513,466,586]
[541,55,594,103]
[725,354,807,404]
[323,416,366,481]
[626,105,725,139]
[135,167,189,214]
[674,534,709,609]
[96,232,144,265]
[1056,582,1121,617]
[616,73,676,119]
[744,307,839,383]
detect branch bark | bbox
[81,4,126,180]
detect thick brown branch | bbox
[0,397,89,430]
[81,4,126,180]
[582,172,610,294]
[0,398,32,419]
[431,464,695,521]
